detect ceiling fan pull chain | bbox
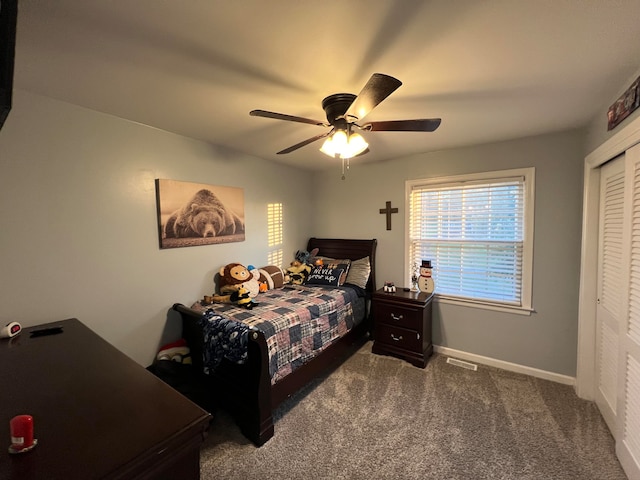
[341,157,351,181]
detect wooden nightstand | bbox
[371,288,434,368]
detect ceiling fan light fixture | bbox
[344,132,368,158]
[319,130,368,159]
[319,135,337,157]
[332,129,348,149]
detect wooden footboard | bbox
[174,302,274,445]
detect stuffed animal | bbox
[229,286,257,309]
[156,338,192,364]
[308,248,323,266]
[218,262,250,290]
[244,265,262,298]
[285,249,318,285]
[210,286,258,309]
[212,262,260,308]
[218,262,260,298]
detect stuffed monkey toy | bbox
[212,263,259,308]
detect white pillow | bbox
[345,256,371,289]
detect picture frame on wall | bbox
[155,179,245,249]
[607,75,640,131]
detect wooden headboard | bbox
[306,237,377,295]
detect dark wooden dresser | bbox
[372,289,434,368]
[0,318,211,480]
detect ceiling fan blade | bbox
[345,73,402,122]
[363,118,442,132]
[250,109,328,127]
[277,131,331,154]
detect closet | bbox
[616,144,640,475]
[580,110,640,479]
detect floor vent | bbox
[446,357,478,371]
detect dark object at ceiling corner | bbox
[0,0,18,131]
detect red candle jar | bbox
[10,415,35,452]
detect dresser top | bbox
[0,318,211,480]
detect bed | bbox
[171,237,377,446]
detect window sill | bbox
[435,295,534,316]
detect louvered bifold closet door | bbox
[616,144,640,479]
[596,156,625,433]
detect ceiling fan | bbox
[249,73,442,161]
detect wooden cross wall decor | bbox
[379,201,398,230]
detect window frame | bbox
[404,167,535,315]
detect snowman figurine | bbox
[417,260,434,294]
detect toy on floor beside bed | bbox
[156,338,192,364]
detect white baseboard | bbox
[434,345,575,386]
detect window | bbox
[406,168,534,313]
[267,203,283,267]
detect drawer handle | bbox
[390,334,403,342]
[390,313,404,321]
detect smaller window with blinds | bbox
[406,168,535,313]
[267,203,283,247]
[267,203,284,268]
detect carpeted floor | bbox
[199,341,627,479]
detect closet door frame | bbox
[578,115,640,399]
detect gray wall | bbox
[0,88,588,377]
[0,90,312,366]
[311,130,585,376]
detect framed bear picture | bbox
[155,179,245,249]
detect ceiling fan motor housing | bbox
[322,93,357,128]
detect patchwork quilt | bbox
[191,285,364,384]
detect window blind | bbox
[267,202,284,267]
[409,177,526,306]
[267,203,283,247]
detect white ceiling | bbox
[13,0,640,171]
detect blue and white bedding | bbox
[191,284,366,384]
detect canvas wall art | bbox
[155,179,245,249]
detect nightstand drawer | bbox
[375,324,421,351]
[375,302,422,330]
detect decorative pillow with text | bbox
[304,263,349,287]
[318,257,371,287]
